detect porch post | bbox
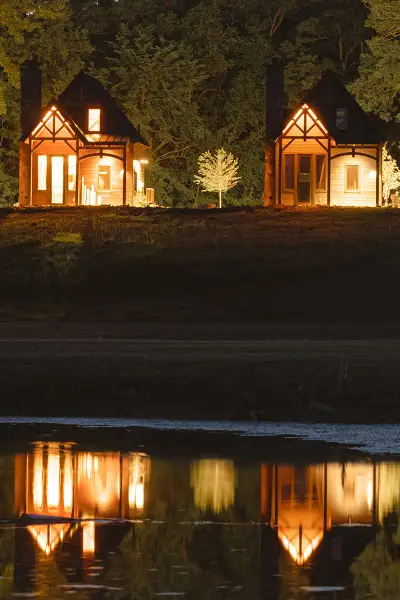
[327,137,331,207]
[122,146,127,206]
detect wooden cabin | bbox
[265,69,387,207]
[19,61,152,207]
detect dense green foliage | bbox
[0,0,398,205]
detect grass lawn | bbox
[1,204,400,323]
[2,204,400,421]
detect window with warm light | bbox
[37,155,47,190]
[88,108,101,132]
[283,154,294,190]
[316,155,327,190]
[346,165,360,192]
[98,165,111,190]
[68,155,76,191]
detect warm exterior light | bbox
[51,106,57,111]
[133,159,144,193]
[368,169,377,179]
[139,159,149,164]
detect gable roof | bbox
[56,71,148,145]
[299,71,387,144]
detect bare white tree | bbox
[194,148,240,208]
[382,144,400,203]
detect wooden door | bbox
[297,155,312,203]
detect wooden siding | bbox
[79,149,124,206]
[330,147,378,207]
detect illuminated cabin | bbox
[19,61,152,207]
[265,69,387,207]
[261,462,377,566]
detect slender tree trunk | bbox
[218,189,222,209]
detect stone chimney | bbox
[266,58,284,141]
[20,60,42,139]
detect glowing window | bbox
[316,155,327,190]
[283,154,294,190]
[37,155,47,190]
[346,165,360,192]
[88,108,101,132]
[68,155,76,191]
[98,165,111,190]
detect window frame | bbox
[88,108,101,133]
[315,154,327,191]
[345,164,361,193]
[98,164,111,191]
[37,155,47,191]
[283,153,295,191]
[68,155,77,191]
[336,107,348,131]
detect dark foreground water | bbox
[0,423,399,599]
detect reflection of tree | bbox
[378,463,400,522]
[190,460,236,514]
[0,529,14,598]
[107,520,260,600]
[352,511,400,600]
[277,553,310,600]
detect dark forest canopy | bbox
[0,0,398,205]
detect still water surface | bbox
[0,427,399,599]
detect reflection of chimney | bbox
[264,59,284,205]
[20,60,42,139]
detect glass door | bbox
[51,157,64,204]
[297,155,312,203]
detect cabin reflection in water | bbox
[8,444,400,598]
[260,462,399,566]
[15,443,150,556]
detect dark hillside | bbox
[0,206,399,324]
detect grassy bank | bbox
[1,205,400,323]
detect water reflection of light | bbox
[27,524,70,556]
[128,454,149,511]
[64,454,73,510]
[33,450,43,509]
[327,463,374,523]
[82,520,95,554]
[47,451,60,508]
[77,453,120,516]
[278,530,324,566]
[191,459,236,513]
